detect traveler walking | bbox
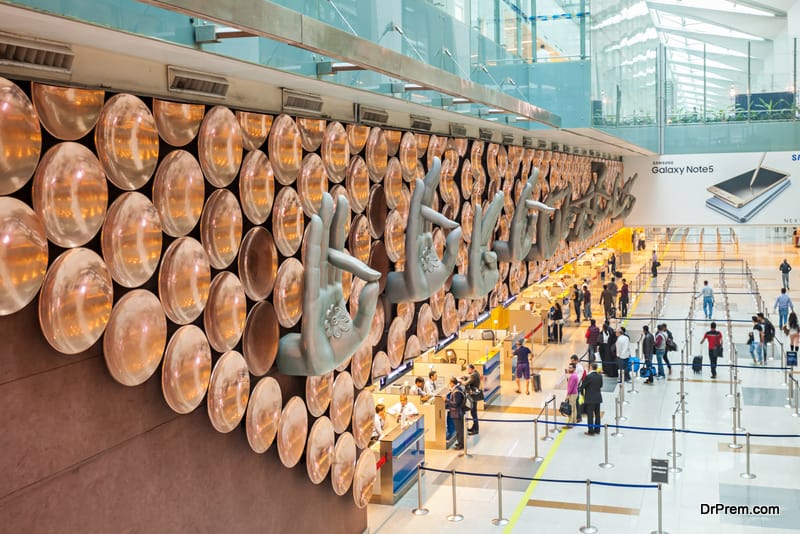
[774,287,794,329]
[779,259,792,290]
[580,363,603,435]
[758,312,776,362]
[600,284,615,319]
[651,249,659,277]
[661,323,675,374]
[696,280,715,319]
[787,312,800,351]
[619,279,630,317]
[700,322,723,379]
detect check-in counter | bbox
[370,415,425,505]
[373,391,448,451]
[471,348,501,405]
[500,330,531,380]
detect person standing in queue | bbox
[553,301,564,342]
[585,319,601,363]
[700,322,723,379]
[565,363,579,428]
[446,377,466,450]
[582,285,593,320]
[572,283,583,323]
[600,284,614,320]
[581,363,603,435]
[461,364,481,435]
[619,278,630,318]
[651,249,659,277]
[779,259,792,290]
[615,326,631,382]
[642,325,656,384]
[514,339,532,395]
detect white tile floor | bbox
[369,227,800,533]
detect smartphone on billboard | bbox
[705,179,791,223]
[706,167,790,208]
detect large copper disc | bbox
[399,131,418,181]
[246,376,282,453]
[273,258,303,327]
[103,289,167,386]
[32,83,104,141]
[153,99,204,147]
[0,77,41,195]
[351,343,373,389]
[384,209,405,262]
[152,150,205,237]
[405,335,421,360]
[158,237,210,325]
[298,153,329,216]
[353,449,377,508]
[387,317,407,368]
[331,432,357,496]
[365,127,388,181]
[278,396,309,468]
[207,350,250,433]
[322,121,350,183]
[161,325,212,414]
[238,227,278,301]
[384,157,402,209]
[385,129,401,156]
[0,197,48,316]
[242,301,280,376]
[441,293,458,336]
[306,371,334,418]
[348,215,371,264]
[298,117,326,152]
[346,123,369,155]
[366,301,385,346]
[269,114,303,185]
[352,390,375,449]
[204,272,247,353]
[101,192,162,287]
[372,351,391,380]
[200,189,243,270]
[95,94,159,190]
[198,105,243,187]
[38,248,113,354]
[416,304,437,349]
[346,156,370,214]
[307,416,336,484]
[273,187,304,257]
[239,149,274,225]
[397,301,414,330]
[367,185,387,239]
[32,142,108,248]
[237,111,272,151]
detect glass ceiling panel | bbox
[648,0,776,17]
[652,12,764,40]
[667,50,742,71]
[661,33,749,56]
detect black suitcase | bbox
[532,373,542,392]
[605,359,619,378]
[614,270,623,278]
[692,356,703,374]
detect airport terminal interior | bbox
[1,1,799,533]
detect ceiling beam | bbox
[649,2,785,40]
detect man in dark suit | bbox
[580,363,603,435]
[445,376,466,450]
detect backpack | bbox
[764,321,775,342]
[655,332,666,349]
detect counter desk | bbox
[370,415,425,505]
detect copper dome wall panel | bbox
[158,237,211,325]
[207,350,250,434]
[269,114,303,185]
[306,371,333,418]
[297,117,326,152]
[272,186,305,257]
[322,121,350,183]
[298,153,329,216]
[204,272,247,353]
[241,301,280,377]
[346,123,369,155]
[95,94,159,190]
[331,432,357,496]
[32,83,104,141]
[200,189,243,270]
[238,227,278,301]
[365,127,388,182]
[239,149,275,225]
[236,111,272,151]
[152,150,205,238]
[0,197,48,316]
[273,258,304,328]
[101,192,162,288]
[306,416,335,484]
[246,376,282,453]
[153,99,205,147]
[0,77,41,195]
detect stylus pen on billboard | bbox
[749,152,767,191]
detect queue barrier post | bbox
[620,375,629,406]
[650,483,668,534]
[491,473,509,526]
[411,464,429,516]
[740,432,756,480]
[446,469,464,522]
[785,375,794,408]
[461,417,472,458]
[793,380,800,418]
[532,419,544,461]
[579,479,598,534]
[728,405,742,449]
[668,414,682,474]
[735,391,745,432]
[542,399,554,442]
[612,398,624,438]
[599,424,614,469]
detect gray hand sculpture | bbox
[567,181,597,242]
[277,193,381,376]
[526,185,573,261]
[493,168,555,262]
[385,157,462,303]
[609,173,638,220]
[451,191,504,299]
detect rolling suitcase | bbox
[532,373,542,392]
[692,356,703,374]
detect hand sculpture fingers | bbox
[480,192,505,245]
[328,193,349,284]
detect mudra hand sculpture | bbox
[277,193,381,376]
[493,168,555,262]
[385,157,462,303]
[527,185,573,261]
[451,191,504,299]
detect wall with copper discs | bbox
[0,76,627,531]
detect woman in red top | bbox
[700,321,723,379]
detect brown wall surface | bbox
[0,299,367,533]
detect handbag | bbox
[467,386,485,401]
[559,400,572,417]
[629,356,641,372]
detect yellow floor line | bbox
[502,430,567,533]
